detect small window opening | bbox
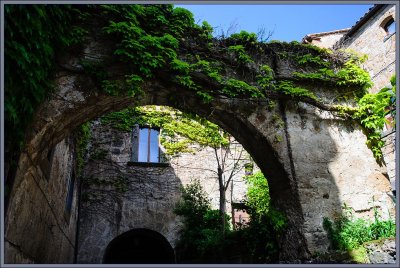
[383,18,395,35]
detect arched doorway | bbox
[103,229,175,264]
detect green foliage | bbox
[4,5,80,157]
[295,53,331,67]
[199,21,214,41]
[233,171,287,262]
[190,58,222,82]
[223,79,264,98]
[275,80,318,100]
[244,172,270,219]
[101,106,229,155]
[99,4,223,102]
[353,79,396,160]
[229,30,258,44]
[244,172,287,234]
[293,59,372,97]
[257,65,275,90]
[174,181,232,262]
[336,59,373,94]
[323,205,396,251]
[174,173,285,263]
[101,5,183,94]
[227,45,253,63]
[75,122,91,176]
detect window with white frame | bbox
[131,125,161,163]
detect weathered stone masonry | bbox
[77,118,251,263]
[4,136,79,263]
[305,4,397,203]
[4,5,397,263]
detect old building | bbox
[77,109,253,263]
[3,4,397,264]
[302,3,397,196]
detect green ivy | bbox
[75,122,91,177]
[5,4,383,173]
[101,106,229,156]
[275,80,318,100]
[174,178,282,263]
[4,5,82,159]
[257,65,275,90]
[227,45,254,63]
[229,31,258,44]
[244,172,287,234]
[295,53,331,67]
[352,76,396,160]
[336,59,373,95]
[223,79,264,98]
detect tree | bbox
[102,105,250,235]
[212,136,247,234]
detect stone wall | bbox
[4,136,79,263]
[337,5,396,94]
[243,99,396,253]
[381,131,396,196]
[335,4,397,206]
[76,118,251,263]
[4,10,397,261]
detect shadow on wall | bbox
[76,120,184,264]
[3,43,395,264]
[283,100,394,257]
[103,228,175,264]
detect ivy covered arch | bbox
[4,4,386,263]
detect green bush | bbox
[174,181,231,263]
[323,205,396,250]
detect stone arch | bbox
[103,228,175,264]
[5,42,331,263]
[6,70,310,262]
[5,5,392,264]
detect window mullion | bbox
[147,127,151,162]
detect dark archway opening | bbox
[103,229,175,264]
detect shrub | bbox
[323,205,396,251]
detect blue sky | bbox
[175,4,373,42]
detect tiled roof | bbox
[301,28,350,43]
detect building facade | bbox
[302,3,397,196]
[76,114,252,263]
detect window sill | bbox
[381,129,396,138]
[383,32,395,42]
[127,161,170,167]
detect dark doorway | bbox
[103,228,175,264]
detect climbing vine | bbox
[5,4,391,168]
[75,122,91,177]
[352,76,396,160]
[101,106,229,155]
[4,5,85,163]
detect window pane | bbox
[387,21,395,34]
[149,129,159,162]
[138,128,149,162]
